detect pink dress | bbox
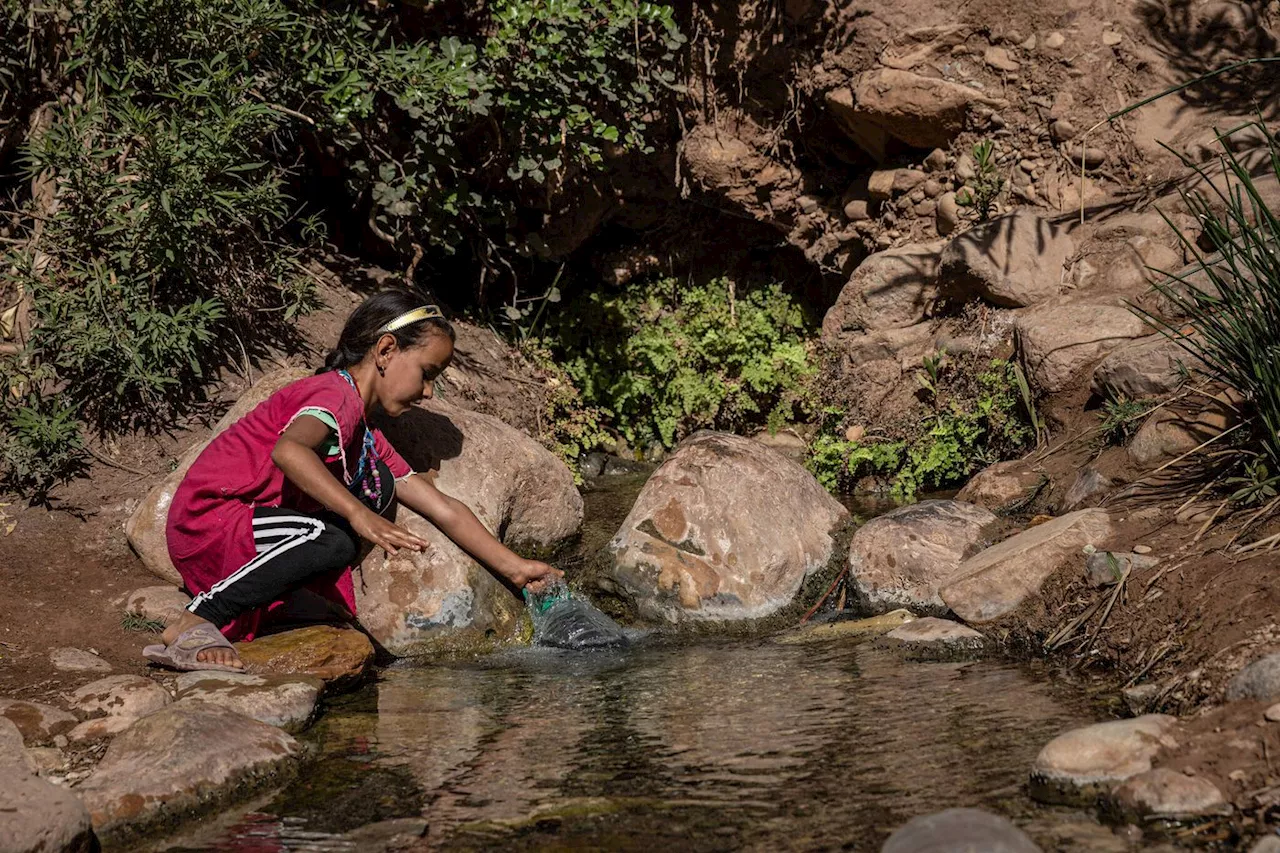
[166,371,413,641]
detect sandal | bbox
[143,622,243,673]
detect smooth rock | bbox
[1266,703,1280,722]
[847,500,997,615]
[844,198,871,221]
[1109,768,1228,819]
[68,675,171,720]
[49,647,112,673]
[606,432,850,624]
[936,192,960,235]
[123,586,193,627]
[1252,836,1280,853]
[940,509,1113,623]
[924,148,948,172]
[774,610,917,645]
[76,703,300,838]
[67,716,135,743]
[881,617,985,659]
[750,428,807,461]
[984,46,1021,72]
[1050,118,1078,142]
[1068,145,1108,170]
[821,241,944,334]
[955,460,1043,511]
[882,807,1041,853]
[939,211,1075,308]
[0,716,25,767]
[830,69,1006,151]
[174,671,321,732]
[235,625,372,691]
[1043,32,1066,49]
[1227,652,1280,702]
[1091,334,1198,400]
[1127,400,1238,467]
[1132,544,1153,555]
[1029,715,1179,805]
[1016,301,1150,394]
[1102,30,1123,46]
[0,699,77,745]
[0,770,95,853]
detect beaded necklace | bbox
[337,369,383,505]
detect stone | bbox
[1016,301,1151,394]
[924,148,948,172]
[123,586,192,627]
[1091,335,1198,400]
[23,747,68,776]
[1127,401,1238,467]
[1043,31,1066,49]
[984,46,1021,72]
[936,192,961,235]
[0,699,77,745]
[1109,768,1228,819]
[235,625,372,691]
[0,770,95,853]
[774,609,917,645]
[1085,551,1159,587]
[843,199,871,221]
[0,716,24,765]
[49,647,111,673]
[830,69,1006,152]
[882,807,1041,853]
[174,671,321,733]
[1102,30,1123,46]
[1030,715,1179,805]
[939,211,1075,308]
[955,460,1044,511]
[1062,466,1111,511]
[1068,144,1108,170]
[1252,837,1280,853]
[868,168,926,201]
[751,428,807,461]
[605,432,850,624]
[1132,544,1153,554]
[1020,35,1037,51]
[881,617,986,659]
[821,241,944,333]
[67,716,136,743]
[77,703,300,839]
[68,675,171,720]
[940,509,1114,623]
[847,500,997,615]
[922,179,942,199]
[1227,652,1280,702]
[1266,703,1280,722]
[1122,683,1162,715]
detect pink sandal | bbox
[143,622,243,673]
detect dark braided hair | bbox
[320,289,455,374]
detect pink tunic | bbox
[166,371,413,641]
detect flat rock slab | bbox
[939,509,1113,624]
[123,586,193,626]
[881,807,1041,853]
[235,625,373,691]
[0,769,95,853]
[174,671,321,732]
[1109,768,1229,820]
[1030,714,1179,805]
[879,617,985,660]
[0,699,77,745]
[49,647,112,673]
[1226,652,1280,702]
[773,610,917,645]
[69,674,171,719]
[77,702,300,840]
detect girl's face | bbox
[375,332,455,416]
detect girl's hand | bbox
[351,509,429,556]
[512,559,563,593]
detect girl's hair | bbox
[321,289,455,373]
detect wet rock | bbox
[940,509,1114,624]
[936,192,961,235]
[605,432,850,624]
[342,817,430,848]
[0,768,95,853]
[1016,301,1150,394]
[123,586,192,627]
[773,609,916,645]
[955,460,1044,511]
[882,807,1041,853]
[77,703,300,839]
[829,69,1006,152]
[938,211,1075,308]
[879,617,986,660]
[68,675,171,720]
[1092,334,1198,400]
[847,500,997,615]
[174,671,321,732]
[0,699,77,745]
[235,625,372,691]
[1062,466,1111,511]
[821,241,944,333]
[1226,652,1280,702]
[1085,550,1159,587]
[1109,768,1228,819]
[1029,714,1179,805]
[49,647,111,673]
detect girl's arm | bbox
[273,416,427,555]
[394,472,563,590]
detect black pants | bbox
[188,461,394,628]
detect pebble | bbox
[844,199,871,221]
[937,192,961,235]
[1102,31,1123,46]
[924,149,948,172]
[49,647,112,673]
[1021,35,1037,51]
[1132,545,1153,555]
[1068,144,1108,169]
[922,179,943,199]
[984,46,1021,72]
[1044,31,1066,50]
[1265,703,1280,722]
[845,425,865,443]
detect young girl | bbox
[144,289,563,671]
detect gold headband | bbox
[378,305,444,334]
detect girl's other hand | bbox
[352,509,428,555]
[515,559,563,593]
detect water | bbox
[525,580,630,650]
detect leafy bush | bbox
[520,341,611,482]
[551,277,815,449]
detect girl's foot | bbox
[156,612,244,670]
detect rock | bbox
[67,716,136,743]
[1109,768,1228,819]
[939,509,1114,623]
[843,199,871,221]
[880,617,986,659]
[1128,401,1238,467]
[0,769,95,853]
[1252,837,1280,853]
[605,432,850,624]
[882,807,1041,853]
[1227,652,1280,702]
[49,647,111,673]
[23,747,68,776]
[1132,544,1153,554]
[938,211,1075,308]
[1091,335,1197,400]
[579,452,607,478]
[868,168,926,201]
[1043,31,1066,49]
[1049,119,1078,141]
[847,500,997,615]
[1085,551,1159,587]
[235,625,372,691]
[1021,35,1037,50]
[955,460,1044,511]
[821,241,944,333]
[1267,703,1280,722]
[1016,301,1150,394]
[1102,30,1123,46]
[0,699,77,745]
[1030,715,1179,805]
[123,586,192,627]
[1062,466,1111,511]
[750,429,807,461]
[924,148,948,172]
[69,675,171,720]
[773,610,917,645]
[936,192,960,235]
[77,703,300,839]
[174,671,321,732]
[1067,144,1108,170]
[831,69,1006,152]
[0,716,24,765]
[984,46,1021,72]
[1122,683,1162,715]
[845,424,866,443]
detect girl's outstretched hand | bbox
[352,509,429,555]
[513,559,564,593]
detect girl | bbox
[144,290,562,671]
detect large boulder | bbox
[828,69,1005,152]
[939,509,1114,624]
[76,703,300,840]
[235,625,372,690]
[1091,334,1199,400]
[939,211,1076,308]
[174,671,321,733]
[604,432,849,624]
[846,500,997,615]
[0,719,95,853]
[1029,715,1179,805]
[1015,301,1151,394]
[821,241,944,335]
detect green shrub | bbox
[552,277,815,449]
[520,341,611,482]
